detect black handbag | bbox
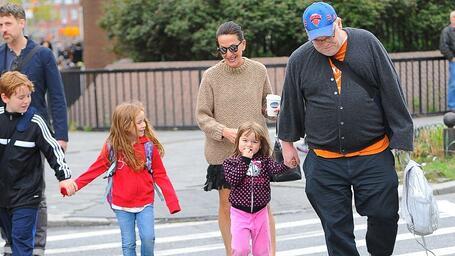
[270,115,302,182]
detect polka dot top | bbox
[223,155,289,213]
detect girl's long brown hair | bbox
[232,121,271,157]
[107,101,164,172]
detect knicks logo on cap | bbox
[310,13,322,26]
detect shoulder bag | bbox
[271,115,302,182]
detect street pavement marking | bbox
[277,226,455,256]
[435,199,455,217]
[45,212,451,243]
[47,220,218,242]
[396,246,455,256]
[41,200,455,255]
[45,216,325,243]
[44,218,455,255]
[45,242,122,254]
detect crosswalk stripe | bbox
[47,220,218,242]
[277,226,455,256]
[46,242,122,254]
[29,200,455,255]
[44,222,455,255]
[44,216,324,242]
[43,200,455,243]
[396,246,455,256]
[45,212,451,243]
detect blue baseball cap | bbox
[302,2,337,41]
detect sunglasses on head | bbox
[217,41,243,54]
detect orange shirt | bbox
[314,40,389,158]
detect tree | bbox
[100,0,455,61]
[100,0,307,61]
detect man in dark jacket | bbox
[278,2,413,256]
[440,10,455,110]
[0,3,68,255]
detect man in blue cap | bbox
[278,2,413,256]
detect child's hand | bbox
[241,147,254,159]
[59,179,78,197]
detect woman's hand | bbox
[223,128,238,144]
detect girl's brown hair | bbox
[232,121,271,157]
[107,101,164,172]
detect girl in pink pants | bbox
[230,206,270,255]
[223,122,291,256]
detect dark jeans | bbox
[303,149,399,256]
[0,207,38,256]
[2,178,46,256]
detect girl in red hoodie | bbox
[63,101,180,256]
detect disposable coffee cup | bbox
[266,94,281,117]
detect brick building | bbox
[80,0,117,69]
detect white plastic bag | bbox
[401,160,439,236]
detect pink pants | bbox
[230,206,270,256]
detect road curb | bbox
[432,180,455,195]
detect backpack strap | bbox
[103,143,117,178]
[13,45,42,72]
[1,44,7,74]
[103,143,117,206]
[144,141,153,172]
[144,141,164,201]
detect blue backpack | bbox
[103,141,164,206]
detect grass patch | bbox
[396,124,455,183]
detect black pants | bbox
[303,149,399,256]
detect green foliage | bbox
[100,0,455,61]
[403,125,455,183]
[334,0,454,52]
[100,0,308,61]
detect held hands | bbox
[59,178,78,197]
[223,128,238,144]
[242,147,254,159]
[281,141,300,168]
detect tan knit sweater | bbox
[196,58,272,165]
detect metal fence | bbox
[62,56,448,130]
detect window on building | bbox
[71,9,78,21]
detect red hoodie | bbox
[73,136,180,214]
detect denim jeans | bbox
[448,61,455,109]
[113,205,155,256]
[303,149,399,256]
[0,207,38,256]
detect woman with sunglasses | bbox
[196,21,277,256]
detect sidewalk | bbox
[44,115,455,226]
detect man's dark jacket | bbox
[278,28,413,153]
[440,25,455,60]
